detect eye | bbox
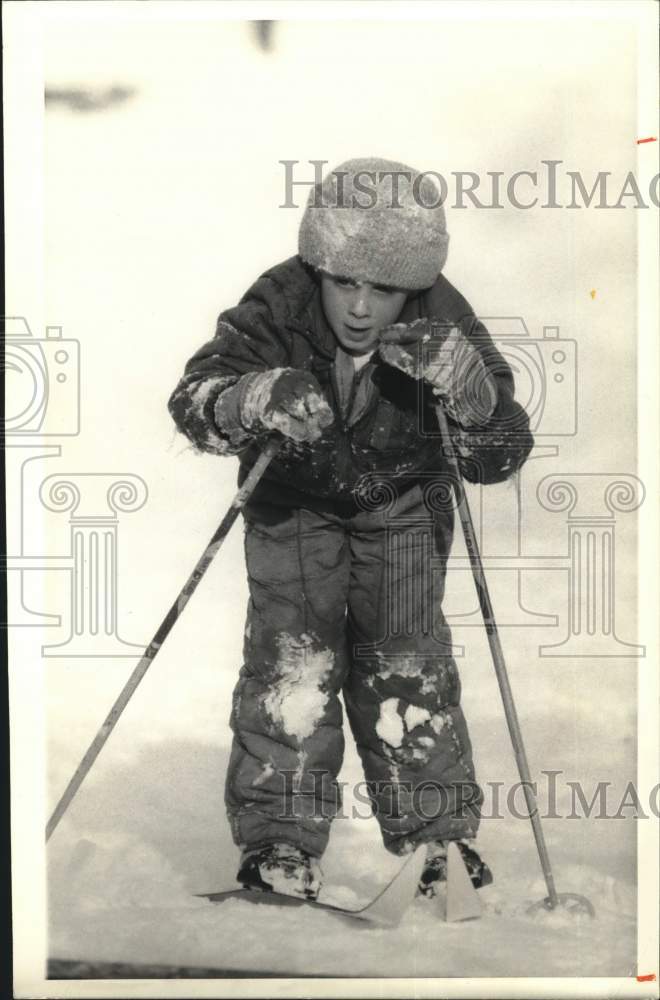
[373,283,397,295]
[333,276,356,288]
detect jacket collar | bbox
[286,272,339,361]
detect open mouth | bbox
[345,324,372,334]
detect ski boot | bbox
[418,839,493,899]
[237,843,323,901]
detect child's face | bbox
[321,275,407,356]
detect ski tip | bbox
[443,841,482,922]
[353,845,427,928]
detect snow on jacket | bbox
[168,256,534,507]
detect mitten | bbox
[379,319,497,428]
[215,367,334,444]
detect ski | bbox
[198,845,426,927]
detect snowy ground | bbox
[12,6,650,986]
[45,714,638,977]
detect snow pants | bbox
[224,485,483,857]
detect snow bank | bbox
[47,734,637,978]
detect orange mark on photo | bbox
[636,973,657,982]
[636,137,657,144]
[590,290,597,299]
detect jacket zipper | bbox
[330,359,355,489]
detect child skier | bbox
[168,158,534,902]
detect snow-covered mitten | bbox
[417,839,493,898]
[379,320,497,428]
[215,367,334,444]
[237,843,323,901]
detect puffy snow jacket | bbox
[168,256,534,508]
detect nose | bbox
[348,285,372,319]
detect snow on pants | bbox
[224,484,483,857]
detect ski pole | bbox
[434,403,594,916]
[45,435,282,843]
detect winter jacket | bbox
[168,256,534,509]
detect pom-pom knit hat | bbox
[298,157,449,291]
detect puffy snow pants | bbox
[224,485,483,857]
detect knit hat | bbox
[298,157,449,290]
